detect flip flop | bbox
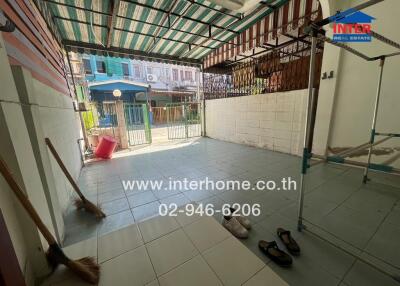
[258,240,292,267]
[277,228,300,256]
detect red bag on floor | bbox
[95,136,117,159]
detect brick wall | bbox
[205,90,307,156]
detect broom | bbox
[45,138,106,219]
[0,156,100,284]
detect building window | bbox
[72,62,81,74]
[96,60,106,73]
[165,68,170,80]
[180,70,184,81]
[153,67,161,77]
[82,58,92,74]
[133,65,141,78]
[122,63,130,76]
[172,69,178,81]
[185,71,193,81]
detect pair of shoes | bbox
[222,208,252,239]
[258,228,300,267]
[277,228,300,256]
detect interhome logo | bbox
[330,9,375,42]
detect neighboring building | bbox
[69,53,200,106]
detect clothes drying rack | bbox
[297,0,400,282]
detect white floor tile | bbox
[63,237,97,260]
[132,201,161,222]
[128,191,158,208]
[139,215,180,243]
[242,266,288,286]
[174,206,203,227]
[158,255,222,286]
[64,137,400,286]
[183,216,231,252]
[146,229,198,276]
[145,280,160,286]
[98,224,143,263]
[99,246,156,286]
[343,261,400,286]
[203,237,265,286]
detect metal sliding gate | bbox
[82,101,119,145]
[124,103,152,146]
[166,102,201,139]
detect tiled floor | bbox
[62,137,400,286]
[42,213,286,286]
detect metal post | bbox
[363,57,385,183]
[201,66,206,137]
[297,33,318,231]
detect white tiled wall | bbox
[33,79,83,214]
[205,90,308,156]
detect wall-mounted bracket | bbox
[0,16,15,33]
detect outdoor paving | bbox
[63,137,400,286]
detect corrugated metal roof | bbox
[43,0,289,65]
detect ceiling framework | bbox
[39,0,284,65]
[203,0,321,69]
[37,0,320,67]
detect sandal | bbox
[277,228,300,256]
[258,240,292,267]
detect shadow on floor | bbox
[63,137,400,286]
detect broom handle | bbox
[0,157,56,245]
[45,138,85,201]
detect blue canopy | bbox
[89,80,149,92]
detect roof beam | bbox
[146,0,185,53]
[63,40,202,66]
[54,17,214,50]
[44,0,240,47]
[43,0,109,16]
[225,36,308,66]
[260,0,277,9]
[106,0,119,48]
[180,3,271,59]
[174,8,232,58]
[188,0,242,20]
[121,0,238,34]
[196,0,290,61]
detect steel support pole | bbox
[201,66,206,137]
[297,34,318,231]
[363,57,385,183]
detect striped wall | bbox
[0,0,69,95]
[203,0,321,69]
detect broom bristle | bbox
[66,257,100,285]
[46,244,100,284]
[74,198,106,219]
